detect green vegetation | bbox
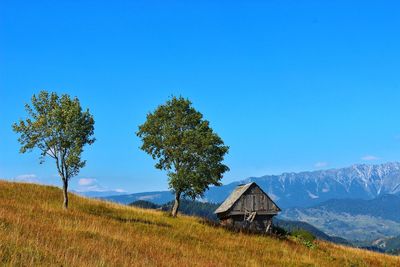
[128,200,161,209]
[12,91,95,208]
[290,229,317,249]
[161,200,219,221]
[136,96,229,216]
[130,199,219,221]
[1,180,399,266]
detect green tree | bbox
[137,96,229,217]
[12,91,95,209]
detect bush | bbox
[291,229,315,242]
[291,229,316,249]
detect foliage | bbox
[291,229,316,242]
[12,91,95,208]
[129,199,220,221]
[291,229,317,249]
[136,96,229,215]
[1,181,399,266]
[161,200,220,221]
[129,200,161,209]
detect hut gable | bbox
[214,183,254,214]
[215,182,281,217]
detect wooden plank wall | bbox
[231,185,277,212]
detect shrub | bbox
[291,229,316,249]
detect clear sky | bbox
[1,0,400,193]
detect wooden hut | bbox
[214,182,281,233]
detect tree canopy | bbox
[13,91,95,208]
[137,96,229,216]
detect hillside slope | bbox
[0,181,399,266]
[129,199,350,245]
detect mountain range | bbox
[103,162,400,208]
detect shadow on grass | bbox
[85,205,172,228]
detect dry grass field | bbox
[0,180,399,266]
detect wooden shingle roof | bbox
[214,182,255,214]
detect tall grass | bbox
[0,180,399,266]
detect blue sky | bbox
[1,0,400,193]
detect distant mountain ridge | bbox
[103,162,400,208]
[280,194,400,241]
[72,190,128,198]
[236,162,400,208]
[103,190,173,205]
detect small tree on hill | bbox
[137,96,229,217]
[12,91,95,209]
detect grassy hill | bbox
[1,181,399,266]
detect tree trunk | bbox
[171,191,181,217]
[63,179,69,209]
